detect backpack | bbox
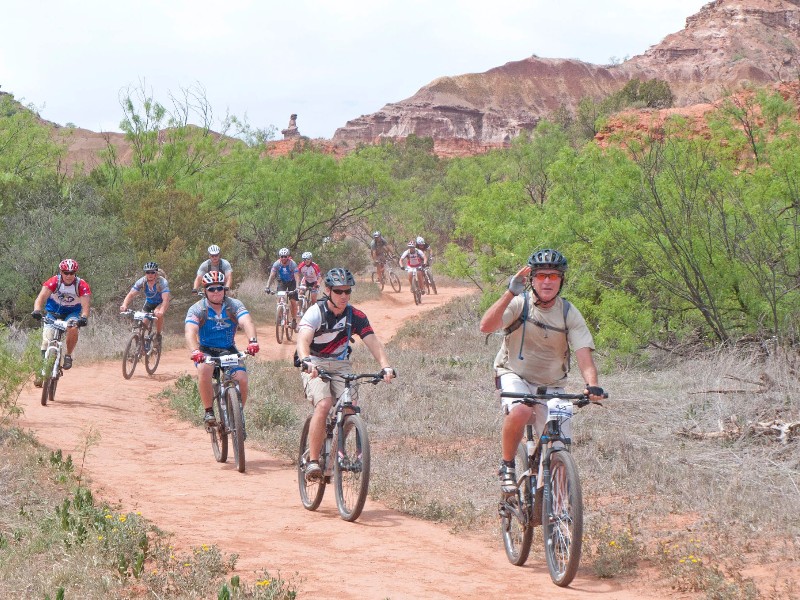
[293,300,353,366]
[197,297,239,328]
[55,274,86,296]
[502,292,571,363]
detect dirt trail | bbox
[17,285,669,599]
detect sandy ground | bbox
[17,285,672,599]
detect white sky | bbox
[0,0,709,139]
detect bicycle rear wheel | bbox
[389,271,401,292]
[427,270,438,294]
[285,313,294,342]
[122,334,140,379]
[275,306,284,344]
[501,443,534,566]
[145,337,162,375]
[210,391,228,463]
[543,450,583,587]
[298,416,326,510]
[334,414,370,522]
[226,386,246,473]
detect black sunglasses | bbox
[331,288,352,295]
[61,270,76,275]
[145,270,157,275]
[206,286,225,292]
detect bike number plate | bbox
[546,398,573,422]
[219,354,239,368]
[134,311,149,320]
[276,291,287,297]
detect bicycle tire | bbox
[275,306,284,344]
[334,414,370,522]
[389,271,401,292]
[543,450,583,587]
[427,270,438,294]
[285,314,294,342]
[144,337,162,375]
[501,443,534,566]
[411,278,421,305]
[40,353,56,406]
[227,386,246,473]
[211,390,228,463]
[298,416,326,510]
[122,334,140,379]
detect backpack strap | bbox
[198,297,238,328]
[501,295,571,362]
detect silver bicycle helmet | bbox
[207,244,221,255]
[324,268,356,288]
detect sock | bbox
[502,459,515,468]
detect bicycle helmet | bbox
[527,248,568,273]
[407,241,415,248]
[143,261,158,272]
[301,251,313,260]
[201,271,226,286]
[207,244,221,255]
[324,267,356,288]
[416,236,425,245]
[372,231,381,238]
[278,247,291,258]
[59,258,78,272]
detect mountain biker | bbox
[478,248,605,494]
[415,236,432,267]
[370,231,390,283]
[193,244,233,291]
[185,271,260,426]
[295,267,396,482]
[399,241,427,295]
[265,247,301,329]
[298,251,321,304]
[119,262,171,343]
[31,258,91,380]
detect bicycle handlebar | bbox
[314,366,395,385]
[203,351,248,365]
[120,309,155,320]
[500,390,607,407]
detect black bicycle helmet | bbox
[527,248,568,273]
[324,267,356,288]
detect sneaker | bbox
[305,460,323,482]
[62,355,73,370]
[203,411,216,426]
[498,463,517,494]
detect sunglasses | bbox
[145,270,157,275]
[61,270,76,275]
[533,272,562,282]
[206,286,226,292]
[209,254,220,258]
[331,288,352,296]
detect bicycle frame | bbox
[206,352,248,473]
[42,317,72,377]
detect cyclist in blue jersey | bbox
[120,262,171,343]
[185,271,260,425]
[265,247,301,330]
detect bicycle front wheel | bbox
[389,271,401,292]
[145,337,162,375]
[275,306,284,344]
[211,391,228,463]
[501,443,534,566]
[122,334,140,379]
[412,279,421,305]
[298,416,326,510]
[41,376,59,406]
[226,386,246,473]
[543,450,583,587]
[334,414,370,522]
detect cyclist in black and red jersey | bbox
[415,236,432,266]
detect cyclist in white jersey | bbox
[298,251,321,304]
[399,241,427,295]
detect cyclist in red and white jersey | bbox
[399,241,427,294]
[31,258,92,377]
[298,251,321,303]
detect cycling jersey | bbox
[130,275,170,306]
[299,261,321,284]
[185,297,249,349]
[400,249,425,269]
[43,275,91,316]
[196,258,232,277]
[271,259,299,282]
[370,237,388,256]
[298,301,373,360]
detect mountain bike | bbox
[408,267,422,305]
[120,310,160,379]
[297,369,391,522]
[498,389,605,587]
[371,261,401,292]
[205,352,248,473]
[421,265,437,295]
[38,316,80,406]
[297,284,312,319]
[265,289,294,344]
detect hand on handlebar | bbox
[191,349,206,364]
[77,316,88,328]
[380,367,397,382]
[584,385,606,401]
[31,310,43,321]
[264,288,274,295]
[246,341,260,355]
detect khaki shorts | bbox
[301,358,359,407]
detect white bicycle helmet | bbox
[278,247,291,258]
[207,244,221,255]
[201,271,226,286]
[416,236,425,245]
[301,251,313,260]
